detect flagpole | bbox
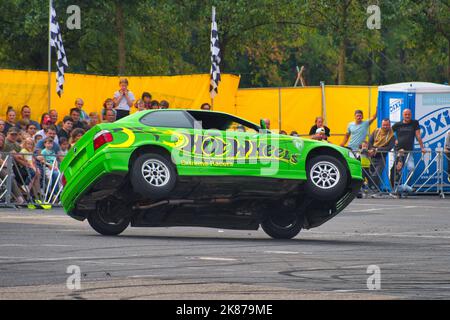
[47,0,52,112]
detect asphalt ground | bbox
[0,198,449,300]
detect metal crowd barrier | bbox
[0,149,449,208]
[0,151,63,208]
[357,149,450,199]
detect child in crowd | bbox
[102,98,117,121]
[41,137,60,200]
[58,137,69,161]
[69,128,85,147]
[34,134,43,145]
[357,141,372,196]
[159,100,169,109]
[135,99,146,112]
[20,138,41,199]
[41,137,58,171]
[150,100,160,109]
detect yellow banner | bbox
[0,69,240,121]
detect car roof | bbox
[124,109,261,128]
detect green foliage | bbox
[0,0,448,86]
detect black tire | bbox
[130,152,177,199]
[305,155,348,201]
[261,211,302,239]
[87,207,130,236]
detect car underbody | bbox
[70,174,362,231]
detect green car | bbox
[61,109,363,239]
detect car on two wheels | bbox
[60,109,363,239]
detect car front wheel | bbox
[305,155,348,200]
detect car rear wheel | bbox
[305,155,348,201]
[261,211,302,239]
[131,152,177,199]
[87,205,130,236]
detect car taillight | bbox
[61,174,67,187]
[93,130,113,151]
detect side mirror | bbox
[260,119,268,130]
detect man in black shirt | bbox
[70,108,87,130]
[392,109,426,184]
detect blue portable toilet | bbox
[377,82,450,192]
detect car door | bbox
[212,125,292,178]
[251,130,293,178]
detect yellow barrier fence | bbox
[0,69,379,145]
[0,69,240,120]
[235,85,378,144]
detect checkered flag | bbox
[210,6,221,99]
[50,3,68,97]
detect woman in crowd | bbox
[39,113,51,130]
[26,123,38,137]
[0,119,5,134]
[87,112,100,129]
[4,107,17,134]
[35,113,52,138]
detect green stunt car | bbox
[61,109,363,239]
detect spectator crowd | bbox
[280,108,449,198]
[0,78,212,206]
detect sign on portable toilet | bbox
[377,82,450,192]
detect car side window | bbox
[139,111,193,128]
[226,121,257,133]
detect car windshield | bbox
[187,111,259,133]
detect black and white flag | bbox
[210,6,221,99]
[50,3,68,97]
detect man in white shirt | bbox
[113,78,135,120]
